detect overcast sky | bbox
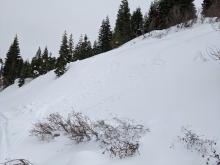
[0,0,202,59]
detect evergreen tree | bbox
[92,40,101,56]
[3,35,23,87]
[54,32,70,77]
[31,47,43,78]
[75,35,93,60]
[75,35,83,60]
[131,8,144,37]
[98,17,113,53]
[113,0,132,47]
[54,55,66,77]
[41,47,49,74]
[0,58,3,88]
[144,0,196,32]
[202,0,220,17]
[48,52,56,71]
[144,1,160,32]
[18,61,32,87]
[60,31,70,63]
[68,34,76,62]
[202,0,213,17]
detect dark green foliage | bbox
[144,1,160,32]
[0,59,4,88]
[54,31,75,77]
[31,47,56,78]
[3,35,23,87]
[54,55,67,77]
[92,40,101,56]
[31,47,43,78]
[18,61,32,87]
[47,53,56,71]
[144,0,197,32]
[69,34,76,62]
[113,0,132,47]
[202,0,220,18]
[41,47,49,74]
[75,35,93,60]
[131,8,144,37]
[98,17,113,53]
[59,31,70,63]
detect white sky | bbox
[0,0,202,59]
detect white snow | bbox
[0,22,220,165]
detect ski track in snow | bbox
[0,112,8,162]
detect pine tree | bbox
[75,35,93,60]
[92,40,101,56]
[54,55,66,77]
[75,35,83,60]
[59,31,70,63]
[3,35,23,87]
[98,17,113,53]
[18,61,32,87]
[144,1,160,32]
[31,47,43,78]
[48,53,56,71]
[54,32,70,77]
[0,58,4,88]
[131,8,144,37]
[202,0,220,17]
[68,34,76,62]
[144,0,196,32]
[41,47,49,74]
[202,0,213,17]
[113,0,132,47]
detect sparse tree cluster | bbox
[30,111,147,158]
[144,0,197,32]
[1,36,56,88]
[1,0,212,87]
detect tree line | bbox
[0,0,219,88]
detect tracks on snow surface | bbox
[0,113,8,162]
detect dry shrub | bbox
[65,112,98,143]
[0,159,33,165]
[94,118,148,158]
[179,127,220,165]
[30,111,148,158]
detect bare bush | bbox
[0,159,33,165]
[178,127,220,165]
[30,112,147,159]
[94,118,148,158]
[209,49,220,61]
[65,112,98,143]
[30,121,55,140]
[47,113,69,133]
[30,112,97,142]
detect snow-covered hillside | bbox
[0,22,220,165]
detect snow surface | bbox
[0,22,220,165]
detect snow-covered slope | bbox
[0,22,220,165]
